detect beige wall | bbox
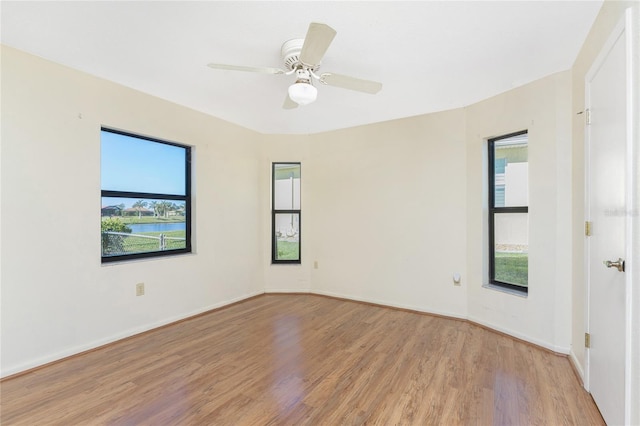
[465,71,573,352]
[260,135,313,292]
[0,46,265,376]
[306,110,468,317]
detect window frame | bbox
[488,130,528,293]
[271,162,301,264]
[101,127,192,263]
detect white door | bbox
[586,15,629,426]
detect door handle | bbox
[604,258,625,272]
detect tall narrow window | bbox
[101,128,191,262]
[272,163,301,263]
[489,131,528,292]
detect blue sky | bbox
[101,130,186,201]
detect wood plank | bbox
[0,294,605,425]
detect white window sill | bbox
[482,282,528,298]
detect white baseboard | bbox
[569,349,586,387]
[311,289,467,320]
[264,288,311,294]
[0,290,264,378]
[467,314,571,355]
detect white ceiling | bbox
[1,1,603,135]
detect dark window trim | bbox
[271,162,301,264]
[488,130,528,293]
[102,127,189,150]
[101,127,191,263]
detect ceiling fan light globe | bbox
[288,82,317,105]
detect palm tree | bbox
[132,200,148,219]
[159,200,172,218]
[148,201,158,217]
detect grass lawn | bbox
[134,230,186,251]
[495,252,528,287]
[103,230,186,255]
[276,240,299,261]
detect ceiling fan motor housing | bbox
[281,38,319,71]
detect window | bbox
[488,131,528,292]
[272,163,301,263]
[101,128,191,262]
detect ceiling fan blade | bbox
[207,63,285,75]
[299,23,337,66]
[283,94,299,109]
[320,73,382,94]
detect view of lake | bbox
[129,222,186,233]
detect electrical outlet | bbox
[136,282,145,296]
[453,273,461,286]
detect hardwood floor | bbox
[1,294,604,425]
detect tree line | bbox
[131,200,185,218]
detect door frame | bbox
[583,8,637,425]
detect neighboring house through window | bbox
[272,163,301,263]
[488,131,529,293]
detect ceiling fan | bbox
[207,23,382,109]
